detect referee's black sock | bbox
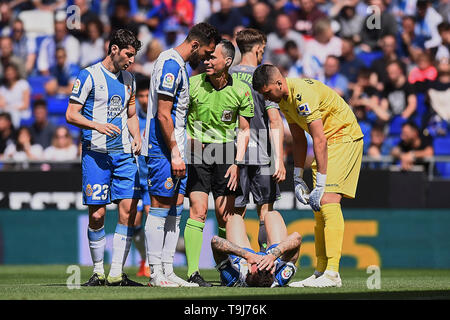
[258,221,267,251]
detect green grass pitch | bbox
[0,265,449,300]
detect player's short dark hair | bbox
[245,269,273,287]
[136,77,150,93]
[108,28,142,55]
[186,22,221,46]
[235,28,266,54]
[219,39,235,63]
[252,64,279,92]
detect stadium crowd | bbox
[0,0,449,174]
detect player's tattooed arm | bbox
[211,236,261,265]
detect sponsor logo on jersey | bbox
[72,79,81,94]
[162,73,175,89]
[296,103,310,116]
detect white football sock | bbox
[88,226,106,275]
[162,205,182,275]
[145,207,169,276]
[109,224,133,278]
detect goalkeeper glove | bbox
[294,167,310,205]
[309,172,326,212]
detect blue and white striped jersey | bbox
[142,48,189,157]
[70,62,136,153]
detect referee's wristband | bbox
[234,159,245,167]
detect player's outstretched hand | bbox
[171,155,186,178]
[132,137,142,155]
[225,164,239,191]
[95,123,121,137]
[272,160,286,183]
[309,172,326,212]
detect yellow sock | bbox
[321,203,344,273]
[314,211,327,273]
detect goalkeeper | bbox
[211,211,301,287]
[252,64,364,288]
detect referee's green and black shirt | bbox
[187,73,254,144]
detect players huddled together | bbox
[67,20,366,289]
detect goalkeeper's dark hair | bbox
[235,28,266,54]
[108,28,142,55]
[252,64,279,92]
[186,22,221,46]
[245,269,273,287]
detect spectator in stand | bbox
[391,121,434,171]
[110,0,140,35]
[349,67,389,124]
[43,126,78,161]
[339,37,366,87]
[0,36,26,79]
[11,18,37,76]
[331,0,364,43]
[367,124,390,158]
[0,112,15,158]
[156,17,186,51]
[3,126,43,161]
[381,60,417,121]
[69,0,103,42]
[319,55,349,98]
[415,0,444,50]
[370,34,406,91]
[285,40,307,78]
[44,47,80,96]
[0,63,30,129]
[437,0,450,23]
[247,1,276,36]
[266,13,305,64]
[174,0,195,28]
[37,12,81,76]
[397,16,427,65]
[302,17,342,69]
[434,22,450,64]
[208,0,244,38]
[289,0,327,37]
[32,0,66,11]
[80,18,105,68]
[133,39,163,78]
[408,52,438,84]
[28,99,56,149]
[360,0,398,52]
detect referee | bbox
[184,39,255,286]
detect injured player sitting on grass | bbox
[211,211,301,287]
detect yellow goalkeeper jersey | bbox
[280,78,363,144]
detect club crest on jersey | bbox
[221,109,234,122]
[108,95,123,118]
[72,79,81,94]
[296,103,310,116]
[162,73,175,89]
[164,177,174,190]
[85,184,93,197]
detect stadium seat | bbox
[389,116,406,136]
[356,51,384,68]
[47,96,69,115]
[18,10,54,36]
[433,136,450,178]
[28,75,51,98]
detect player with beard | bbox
[141,23,221,287]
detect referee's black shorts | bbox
[186,141,242,199]
[235,164,280,208]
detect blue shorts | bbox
[147,154,187,198]
[137,155,151,206]
[82,149,141,205]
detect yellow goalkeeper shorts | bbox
[311,137,363,199]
